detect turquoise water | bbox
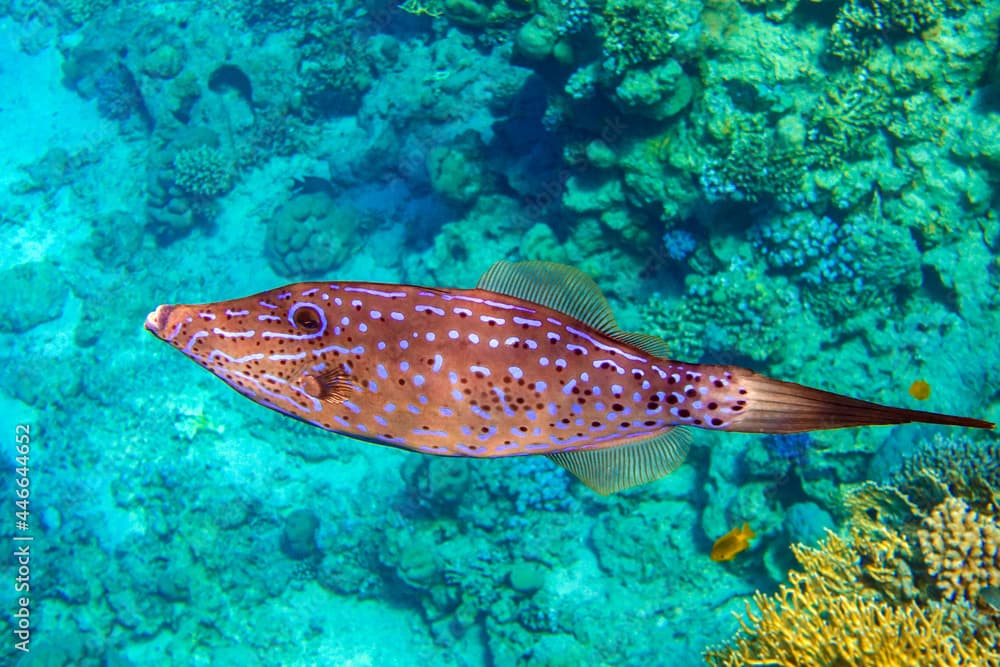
[2,1,999,665]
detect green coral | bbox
[426,141,484,204]
[828,0,944,62]
[642,257,799,363]
[708,127,812,204]
[516,15,559,60]
[599,0,698,74]
[519,222,568,263]
[808,77,893,165]
[0,261,69,333]
[57,0,114,25]
[614,58,694,119]
[172,145,232,198]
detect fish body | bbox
[711,523,756,562]
[146,281,709,457]
[145,262,994,493]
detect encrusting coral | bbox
[918,496,1000,604]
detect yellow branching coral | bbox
[705,530,1000,667]
[839,483,920,601]
[713,590,987,667]
[918,496,1000,603]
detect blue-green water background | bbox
[1,0,998,664]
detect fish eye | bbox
[291,304,322,331]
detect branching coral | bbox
[713,592,992,666]
[706,529,1000,666]
[750,204,921,326]
[918,496,1000,603]
[827,0,944,62]
[172,145,232,198]
[700,127,812,205]
[808,77,892,165]
[599,0,699,74]
[891,433,1000,494]
[641,257,799,363]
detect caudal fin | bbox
[726,372,994,434]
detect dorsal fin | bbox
[545,427,692,495]
[611,332,672,359]
[478,261,618,332]
[477,261,671,358]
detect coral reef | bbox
[171,145,233,199]
[146,133,235,243]
[5,0,1000,663]
[0,261,69,333]
[891,433,1000,492]
[828,0,943,62]
[599,0,698,74]
[642,257,801,363]
[264,192,372,277]
[918,496,1000,603]
[750,205,921,324]
[706,527,1000,666]
[281,508,321,560]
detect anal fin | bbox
[546,428,692,495]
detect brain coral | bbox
[265,192,366,277]
[917,497,1000,603]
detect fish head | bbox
[145,286,353,422]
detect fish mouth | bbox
[145,304,175,337]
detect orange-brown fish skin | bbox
[145,281,745,457]
[145,280,994,459]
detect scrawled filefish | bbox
[144,261,994,494]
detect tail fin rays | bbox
[728,372,994,434]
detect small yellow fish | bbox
[909,379,931,401]
[711,523,755,562]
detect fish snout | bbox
[145,304,176,337]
